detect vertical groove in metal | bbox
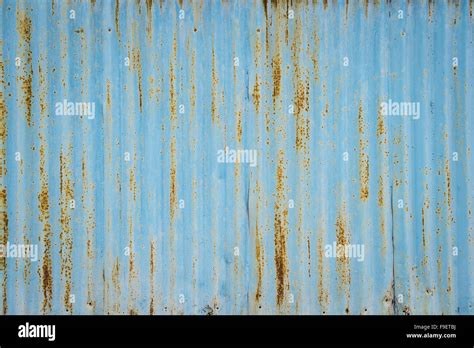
[0,0,473,315]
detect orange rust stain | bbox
[345,0,349,21]
[0,186,7,312]
[59,148,74,313]
[149,75,161,104]
[169,137,177,222]
[112,257,121,291]
[149,240,155,314]
[254,28,262,65]
[274,150,289,308]
[0,59,6,144]
[115,0,121,38]
[291,17,311,154]
[307,237,311,278]
[132,48,143,113]
[170,34,177,122]
[236,111,242,143]
[129,168,137,202]
[312,30,320,84]
[38,146,52,313]
[146,0,153,42]
[16,11,33,127]
[421,205,426,250]
[323,0,328,10]
[211,44,220,124]
[272,53,281,106]
[106,80,111,110]
[428,0,434,18]
[255,183,264,304]
[447,266,452,293]
[445,159,452,210]
[294,80,310,152]
[376,103,386,144]
[358,101,369,201]
[252,74,261,113]
[0,48,7,280]
[127,219,136,314]
[335,205,351,307]
[317,234,328,310]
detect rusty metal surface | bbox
[0,0,473,315]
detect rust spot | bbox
[170,34,177,121]
[274,150,289,309]
[447,266,452,293]
[38,150,52,313]
[106,80,111,110]
[262,0,269,19]
[112,257,121,293]
[149,240,155,314]
[272,53,281,105]
[129,168,137,202]
[358,101,369,201]
[294,81,310,152]
[236,111,242,143]
[307,237,311,278]
[376,103,386,143]
[115,0,121,39]
[255,183,264,304]
[211,44,220,124]
[146,0,153,42]
[0,186,8,311]
[132,48,143,113]
[252,74,260,113]
[323,0,328,10]
[59,148,74,312]
[335,204,351,303]
[422,206,426,249]
[127,219,136,313]
[378,176,384,207]
[317,234,328,310]
[169,138,177,222]
[312,31,320,84]
[0,60,7,144]
[345,0,349,21]
[445,159,454,223]
[16,11,33,127]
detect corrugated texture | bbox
[0,0,473,315]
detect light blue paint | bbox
[0,0,472,314]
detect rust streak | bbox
[274,150,289,308]
[16,11,33,127]
[59,148,74,313]
[358,101,369,201]
[149,240,155,314]
[335,204,351,305]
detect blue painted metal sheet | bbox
[0,0,473,315]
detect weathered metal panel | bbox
[0,0,473,315]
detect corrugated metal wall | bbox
[0,0,473,315]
